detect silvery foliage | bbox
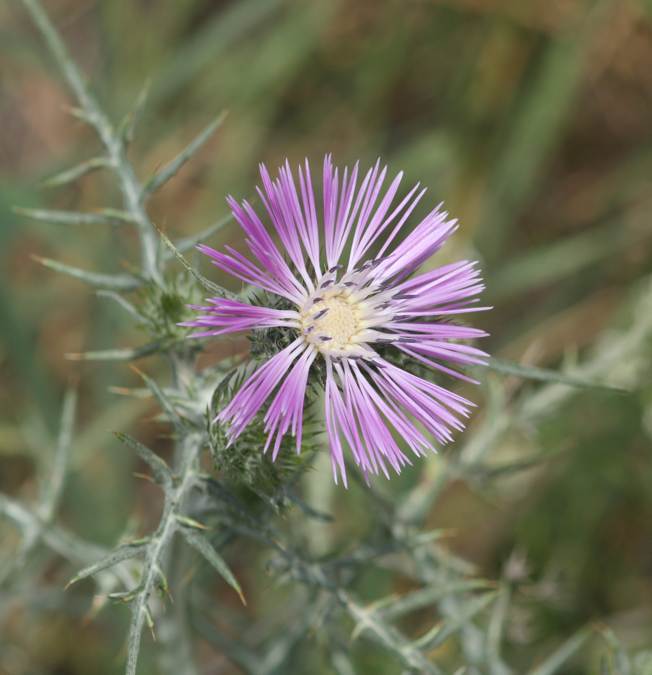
[2,1,651,674]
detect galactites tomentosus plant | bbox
[4,2,648,675]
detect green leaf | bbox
[330,650,357,675]
[155,225,233,297]
[119,79,151,144]
[413,591,497,651]
[343,593,442,674]
[488,357,627,393]
[375,580,494,622]
[97,208,136,224]
[178,526,246,605]
[42,157,111,187]
[39,388,77,522]
[65,341,164,362]
[114,432,173,487]
[598,626,632,675]
[16,207,120,226]
[32,255,141,290]
[96,290,141,321]
[65,105,93,124]
[163,211,234,257]
[485,586,512,675]
[132,367,184,430]
[527,627,592,675]
[174,514,209,530]
[66,541,146,588]
[142,111,227,199]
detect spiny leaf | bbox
[97,208,136,224]
[114,432,173,487]
[284,491,333,522]
[108,589,140,603]
[163,211,234,257]
[412,591,497,651]
[485,586,512,673]
[108,386,158,399]
[597,625,632,675]
[142,111,227,199]
[143,605,156,640]
[65,341,164,362]
[154,224,232,297]
[409,528,452,547]
[153,564,170,600]
[343,593,441,674]
[16,207,121,226]
[66,541,147,589]
[39,387,77,521]
[174,514,209,530]
[373,579,494,623]
[96,290,141,321]
[178,526,246,605]
[43,156,111,187]
[488,357,627,393]
[31,255,141,290]
[119,79,151,144]
[65,105,93,124]
[131,366,184,430]
[330,650,357,675]
[527,627,592,675]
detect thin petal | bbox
[181,297,299,337]
[218,339,307,441]
[264,346,317,458]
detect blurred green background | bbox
[2,0,652,673]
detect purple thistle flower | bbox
[183,156,489,486]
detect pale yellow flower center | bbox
[300,292,363,352]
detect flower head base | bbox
[183,156,489,486]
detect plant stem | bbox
[19,0,162,284]
[126,431,203,675]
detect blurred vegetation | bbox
[1,0,652,673]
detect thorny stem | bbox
[126,433,203,675]
[0,390,77,586]
[18,4,208,673]
[20,0,162,285]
